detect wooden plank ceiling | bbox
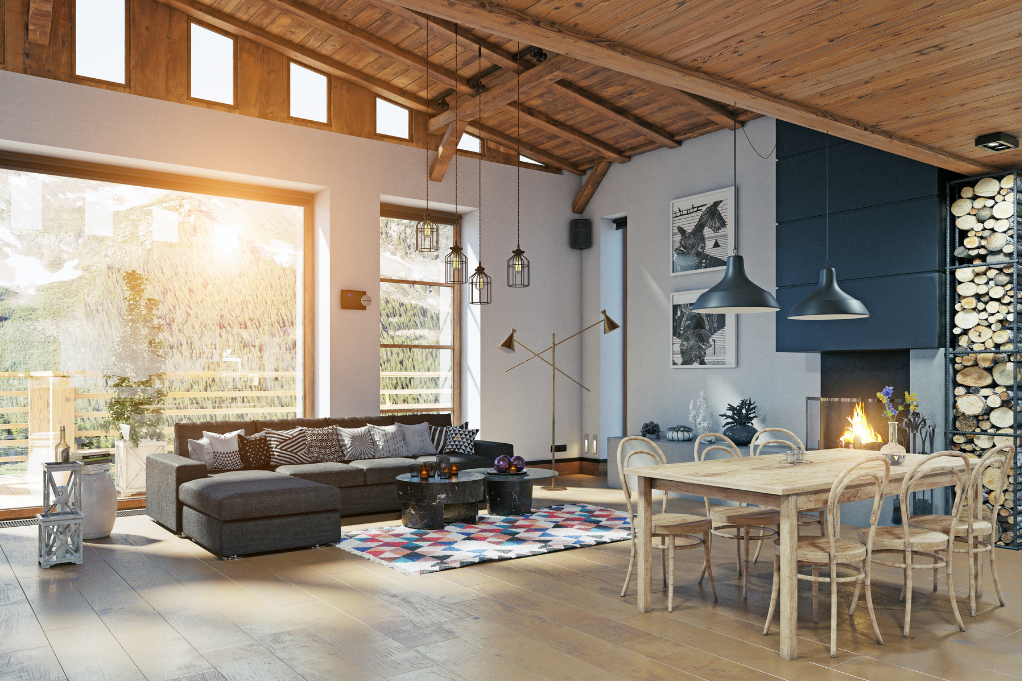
[150,0,1022,180]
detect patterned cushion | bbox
[238,433,272,470]
[187,437,214,468]
[307,426,345,463]
[400,422,436,456]
[336,426,380,461]
[443,425,479,456]
[203,430,245,472]
[429,422,469,453]
[264,427,313,467]
[368,424,408,459]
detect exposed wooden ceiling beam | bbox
[260,0,473,93]
[655,87,741,130]
[27,0,55,44]
[384,0,995,175]
[428,54,575,132]
[550,80,678,149]
[154,0,434,113]
[378,3,523,73]
[467,121,582,175]
[573,161,611,214]
[430,120,469,181]
[510,102,630,164]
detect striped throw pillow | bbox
[336,426,379,461]
[264,428,313,467]
[429,422,469,453]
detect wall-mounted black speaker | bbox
[570,219,592,250]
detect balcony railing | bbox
[379,370,453,414]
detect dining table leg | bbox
[779,495,799,660]
[637,475,653,613]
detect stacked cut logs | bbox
[976,462,1018,545]
[951,173,1021,546]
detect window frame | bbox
[72,0,131,89]
[187,19,239,109]
[374,97,412,141]
[287,60,332,127]
[379,203,461,425]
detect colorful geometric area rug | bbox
[337,504,631,575]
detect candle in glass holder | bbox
[419,463,429,479]
[451,463,459,477]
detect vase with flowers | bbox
[877,387,918,463]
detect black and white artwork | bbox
[671,290,736,368]
[671,186,734,276]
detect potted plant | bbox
[720,398,757,446]
[102,270,168,495]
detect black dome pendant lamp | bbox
[787,134,869,320]
[692,109,779,315]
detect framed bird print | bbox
[671,290,736,368]
[670,186,734,276]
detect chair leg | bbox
[932,550,939,593]
[830,561,839,658]
[865,559,883,646]
[975,545,984,599]
[903,550,914,638]
[735,528,743,576]
[946,547,966,632]
[667,536,676,613]
[849,570,862,616]
[698,530,711,584]
[763,553,780,635]
[621,538,636,598]
[661,541,667,589]
[899,563,907,603]
[967,539,977,619]
[990,543,1006,607]
[812,565,819,624]
[743,528,751,599]
[703,530,717,601]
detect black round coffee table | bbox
[394,472,486,530]
[464,468,558,516]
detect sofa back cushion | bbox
[328,416,395,429]
[391,413,453,429]
[255,417,332,432]
[174,420,256,459]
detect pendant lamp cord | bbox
[424,17,430,216]
[478,44,482,264]
[732,105,738,255]
[516,53,520,250]
[453,24,458,246]
[825,132,830,268]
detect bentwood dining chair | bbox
[617,437,716,611]
[696,433,779,599]
[909,444,1012,616]
[763,454,890,657]
[749,428,825,565]
[861,450,971,637]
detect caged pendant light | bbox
[691,108,779,315]
[415,16,439,253]
[787,133,869,320]
[443,24,467,284]
[507,51,530,288]
[468,44,492,304]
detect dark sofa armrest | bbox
[473,440,513,464]
[146,452,208,534]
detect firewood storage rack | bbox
[946,170,1021,549]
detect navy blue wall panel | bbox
[775,121,949,352]
[776,197,945,287]
[776,273,945,352]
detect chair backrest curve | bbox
[827,454,890,560]
[616,436,668,521]
[750,427,804,458]
[972,444,1014,526]
[904,450,972,550]
[694,433,740,517]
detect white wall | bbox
[581,117,821,459]
[0,70,582,459]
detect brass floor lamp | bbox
[499,311,621,490]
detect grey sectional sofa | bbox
[145,414,512,558]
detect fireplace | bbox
[806,397,901,450]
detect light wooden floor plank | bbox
[0,602,50,654]
[0,645,68,681]
[45,623,146,681]
[95,602,213,680]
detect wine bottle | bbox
[55,426,70,463]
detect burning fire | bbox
[839,402,882,448]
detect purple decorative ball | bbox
[510,456,526,471]
[494,455,511,473]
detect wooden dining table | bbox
[624,448,964,660]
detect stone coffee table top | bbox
[463,468,558,481]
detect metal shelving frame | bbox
[945,170,1021,549]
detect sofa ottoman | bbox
[179,470,342,558]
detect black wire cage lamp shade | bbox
[691,255,780,314]
[468,264,492,305]
[446,243,467,284]
[787,267,869,320]
[415,213,440,253]
[507,248,530,287]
